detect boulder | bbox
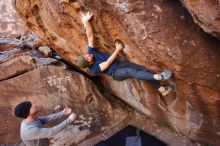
[180,0,220,39]
[0,39,132,145]
[13,0,220,145]
[0,37,60,81]
[38,46,52,57]
[0,45,198,146]
[0,65,131,145]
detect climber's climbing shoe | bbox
[160,85,174,96]
[114,39,125,48]
[159,70,172,80]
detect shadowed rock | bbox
[180,0,220,39]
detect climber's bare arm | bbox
[81,12,94,48]
[99,43,123,71]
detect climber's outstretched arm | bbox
[99,43,123,71]
[81,11,94,48]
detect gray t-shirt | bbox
[20,111,71,146]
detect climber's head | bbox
[77,54,93,69]
[14,101,38,119]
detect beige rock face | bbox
[180,0,220,39]
[0,0,28,37]
[12,0,220,145]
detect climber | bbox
[14,101,77,146]
[76,11,173,96]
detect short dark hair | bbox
[14,101,32,119]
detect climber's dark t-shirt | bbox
[87,46,120,76]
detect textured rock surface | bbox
[0,0,28,38]
[12,0,220,145]
[180,0,220,39]
[0,65,130,145]
[0,36,59,81]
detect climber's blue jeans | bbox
[113,61,161,89]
